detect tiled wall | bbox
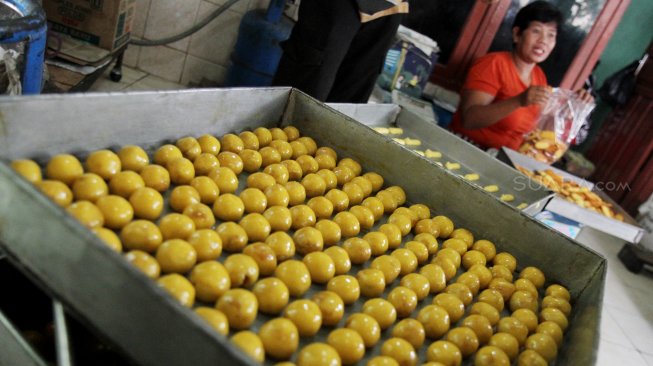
[126,0,271,86]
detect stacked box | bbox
[43,0,135,51]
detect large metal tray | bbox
[328,103,554,216]
[499,147,645,244]
[0,88,604,365]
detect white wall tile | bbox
[205,0,251,15]
[597,340,648,366]
[144,0,201,52]
[188,3,242,66]
[248,0,270,11]
[137,46,187,83]
[120,66,148,84]
[123,44,141,68]
[132,0,151,38]
[181,55,228,86]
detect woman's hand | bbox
[519,86,551,107]
[576,88,595,104]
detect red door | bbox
[588,42,653,215]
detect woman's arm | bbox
[460,86,551,130]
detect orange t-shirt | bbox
[450,52,547,150]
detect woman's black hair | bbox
[512,1,564,34]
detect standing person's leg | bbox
[272,0,361,102]
[326,14,403,103]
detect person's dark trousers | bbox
[272,0,402,103]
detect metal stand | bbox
[0,254,131,365]
[53,301,72,366]
[46,44,129,93]
[618,243,653,273]
[0,308,47,366]
[109,48,125,82]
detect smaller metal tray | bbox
[499,147,645,243]
[328,103,554,215]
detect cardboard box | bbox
[377,26,439,98]
[43,0,135,52]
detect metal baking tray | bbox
[499,147,645,244]
[328,103,554,215]
[0,88,604,365]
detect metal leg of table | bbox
[617,243,653,273]
[53,301,73,366]
[0,308,48,366]
[110,48,125,83]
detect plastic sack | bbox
[519,88,595,164]
[598,60,639,108]
[0,46,21,95]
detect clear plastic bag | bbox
[520,88,595,164]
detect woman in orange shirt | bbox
[450,1,591,150]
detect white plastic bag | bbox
[0,46,21,95]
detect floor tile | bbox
[641,351,653,366]
[125,75,185,91]
[117,66,148,84]
[88,66,148,92]
[617,267,653,297]
[180,55,227,86]
[632,289,653,318]
[601,307,635,347]
[608,306,653,354]
[603,259,653,317]
[87,76,129,92]
[603,271,643,315]
[597,340,648,366]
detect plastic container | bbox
[225,0,292,86]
